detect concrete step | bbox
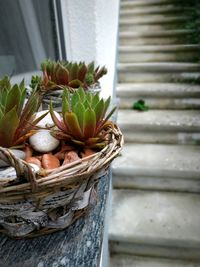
[119,45,200,63]
[120,23,187,33]
[117,83,200,109]
[120,16,189,32]
[112,144,200,192]
[120,5,185,17]
[120,30,194,45]
[121,0,179,8]
[109,190,200,260]
[120,15,189,25]
[117,110,200,144]
[118,62,200,73]
[118,72,200,83]
[119,97,200,110]
[117,83,200,98]
[110,254,200,267]
[118,62,200,83]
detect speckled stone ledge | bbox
[0,172,110,267]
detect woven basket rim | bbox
[0,124,123,198]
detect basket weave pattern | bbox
[0,125,123,238]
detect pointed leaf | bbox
[103,106,117,123]
[17,86,26,115]
[86,92,92,104]
[85,137,101,145]
[50,129,72,141]
[83,108,96,139]
[71,91,81,112]
[88,61,95,73]
[91,93,100,108]
[77,87,86,101]
[96,107,116,134]
[74,102,85,129]
[102,96,111,117]
[65,112,83,140]
[94,99,105,123]
[83,99,91,110]
[77,64,87,82]
[62,97,71,119]
[49,101,67,132]
[62,88,70,102]
[69,63,78,81]
[89,142,107,150]
[95,66,107,82]
[0,108,19,147]
[5,85,21,113]
[56,63,69,85]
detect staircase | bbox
[109,0,200,266]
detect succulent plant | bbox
[0,76,47,148]
[50,87,116,149]
[40,60,107,93]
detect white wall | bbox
[60,0,120,99]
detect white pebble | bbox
[29,130,59,153]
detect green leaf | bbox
[77,87,86,101]
[0,88,8,108]
[94,99,104,123]
[91,93,100,108]
[77,64,87,82]
[71,91,81,112]
[96,106,116,134]
[62,89,71,117]
[102,96,111,117]
[83,99,91,110]
[0,108,3,120]
[84,73,94,85]
[65,112,83,140]
[86,137,101,145]
[133,100,149,111]
[74,102,85,129]
[63,88,70,102]
[17,86,26,115]
[86,92,92,104]
[88,61,95,73]
[56,63,69,85]
[0,76,10,92]
[83,108,96,139]
[103,106,117,122]
[0,108,19,147]
[95,66,107,82]
[69,63,78,81]
[68,79,83,88]
[5,85,21,114]
[49,101,67,132]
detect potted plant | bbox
[30,60,107,109]
[0,76,46,167]
[0,82,123,238]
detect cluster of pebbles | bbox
[0,111,95,183]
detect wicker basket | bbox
[0,124,123,238]
[41,83,101,110]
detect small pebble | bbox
[81,149,96,158]
[63,151,80,165]
[29,130,59,153]
[42,154,60,170]
[26,157,42,168]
